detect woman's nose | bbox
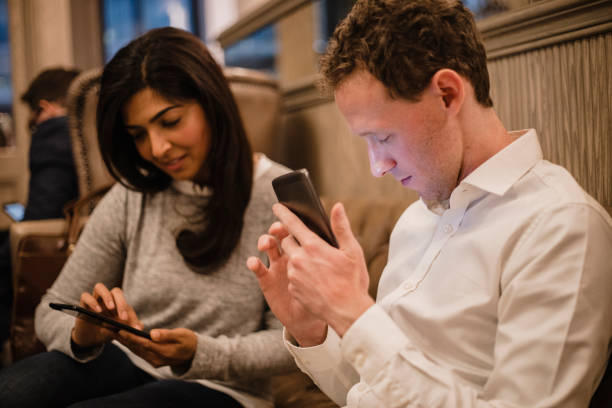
[149,131,171,158]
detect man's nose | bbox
[368,144,395,177]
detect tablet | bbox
[3,202,24,222]
[49,302,151,339]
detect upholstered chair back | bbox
[65,66,282,197]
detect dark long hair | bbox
[97,27,253,270]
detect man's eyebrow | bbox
[357,131,376,138]
[125,104,182,128]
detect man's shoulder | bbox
[522,160,609,219]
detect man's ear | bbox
[36,99,67,123]
[429,69,464,115]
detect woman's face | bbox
[123,87,211,182]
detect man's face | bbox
[334,70,464,202]
[28,100,67,133]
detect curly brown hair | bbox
[320,0,493,107]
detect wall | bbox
[482,0,611,207]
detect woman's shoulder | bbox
[250,155,291,207]
[254,154,292,185]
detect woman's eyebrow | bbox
[125,104,182,128]
[148,105,182,123]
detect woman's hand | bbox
[71,283,142,348]
[114,328,197,368]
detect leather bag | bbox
[9,184,112,361]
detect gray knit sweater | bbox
[34,156,295,407]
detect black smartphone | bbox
[3,202,24,222]
[49,302,151,339]
[272,169,338,247]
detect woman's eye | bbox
[161,118,180,127]
[130,131,146,141]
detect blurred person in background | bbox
[0,67,80,356]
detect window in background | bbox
[313,0,354,55]
[0,0,14,147]
[224,25,278,73]
[102,0,201,62]
[464,0,531,19]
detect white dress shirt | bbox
[286,129,612,407]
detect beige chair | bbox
[9,66,284,281]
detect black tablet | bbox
[49,302,151,339]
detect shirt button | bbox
[354,352,365,368]
[443,224,453,234]
[403,282,415,291]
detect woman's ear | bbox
[429,69,465,116]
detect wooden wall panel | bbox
[488,31,611,206]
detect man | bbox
[247,0,612,406]
[0,67,80,348]
[20,67,81,220]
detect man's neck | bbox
[456,102,513,183]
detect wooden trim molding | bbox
[281,74,330,113]
[217,0,309,48]
[479,0,612,59]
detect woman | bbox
[0,27,294,407]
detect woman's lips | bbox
[160,155,186,171]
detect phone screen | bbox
[49,302,151,339]
[272,169,338,247]
[3,202,24,222]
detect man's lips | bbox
[401,176,412,186]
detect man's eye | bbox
[378,134,391,143]
[162,118,180,127]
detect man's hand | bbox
[114,328,197,368]
[247,221,328,347]
[71,283,142,348]
[274,202,375,337]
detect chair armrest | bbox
[9,219,67,280]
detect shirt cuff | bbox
[341,303,409,382]
[283,326,344,372]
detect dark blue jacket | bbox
[24,116,79,220]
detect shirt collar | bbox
[460,129,542,197]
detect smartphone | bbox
[49,302,151,339]
[272,169,338,247]
[3,202,25,222]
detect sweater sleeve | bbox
[34,184,128,361]
[173,308,296,381]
